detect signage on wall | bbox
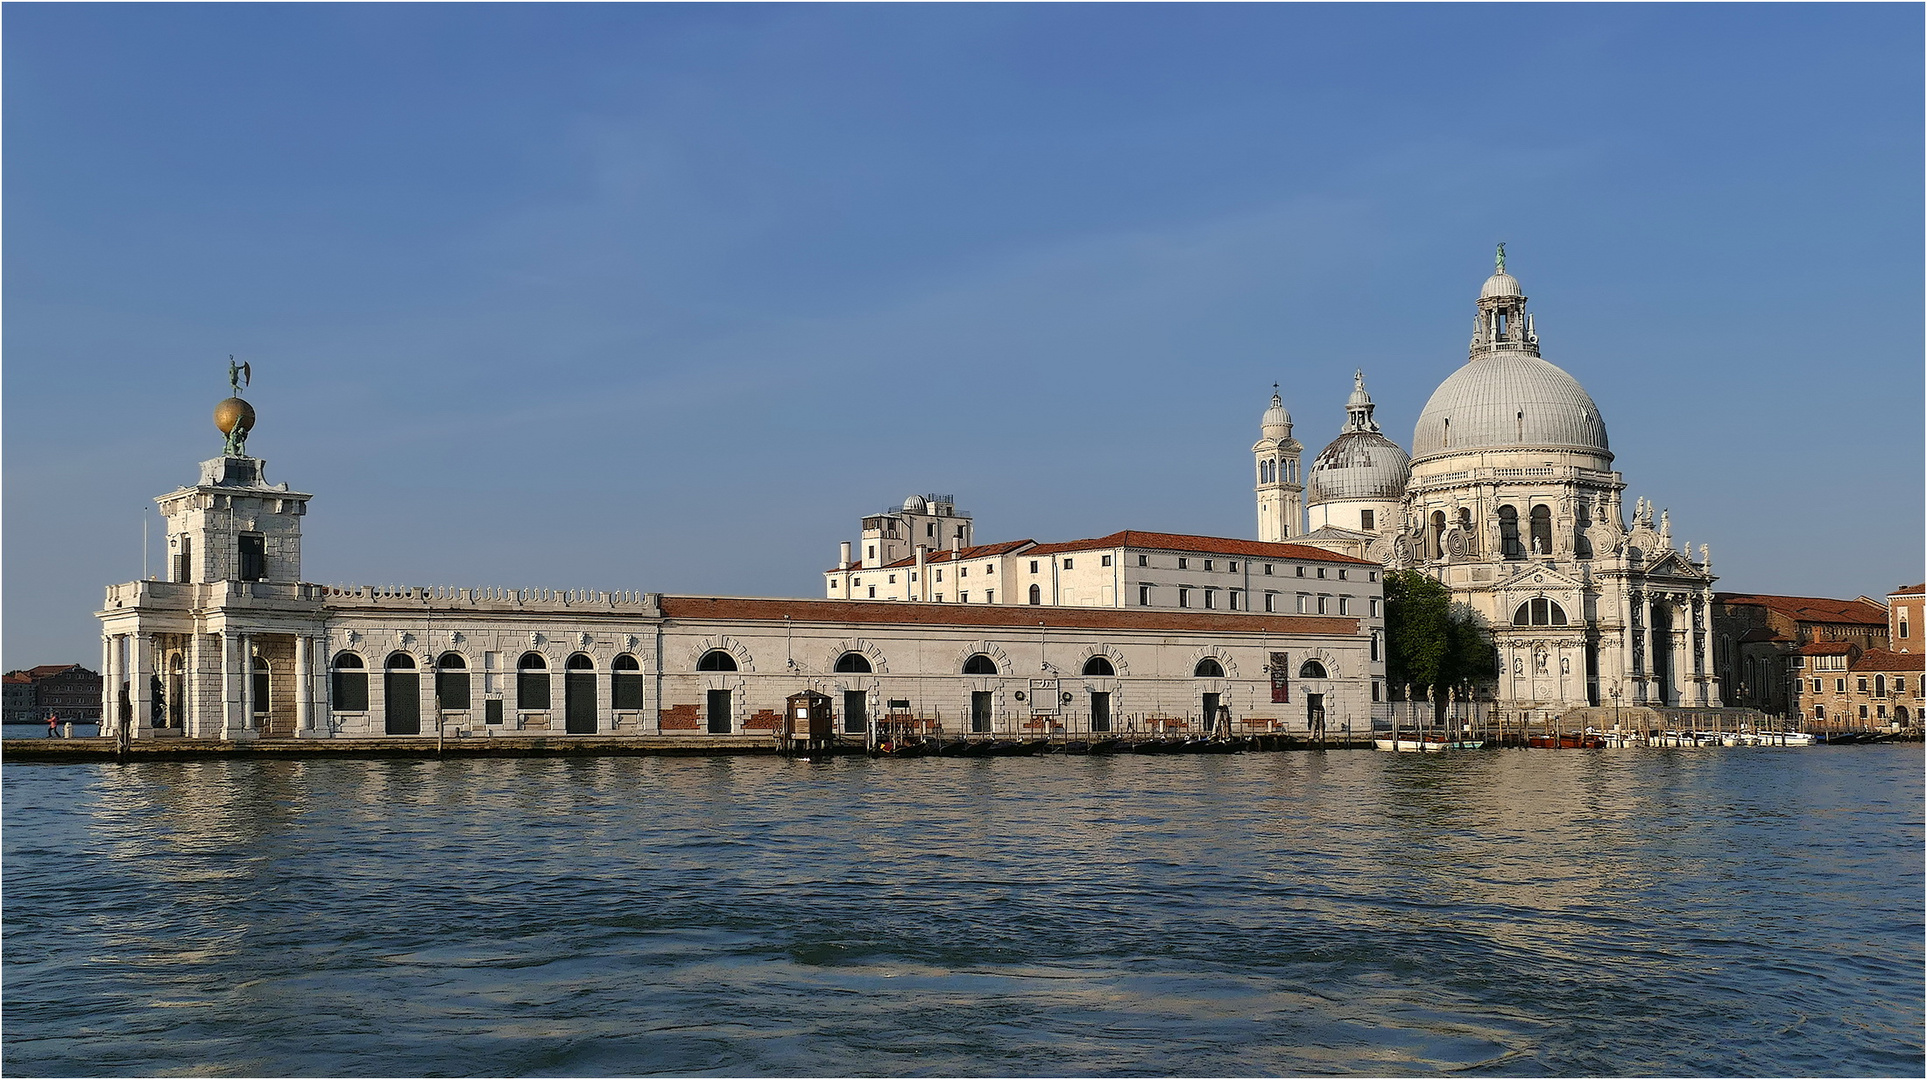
[1270,652,1290,703]
[1030,678,1060,713]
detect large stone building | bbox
[97,388,1384,743]
[1711,592,1890,715]
[3,664,104,724]
[1289,249,1723,717]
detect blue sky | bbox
[5,4,1921,668]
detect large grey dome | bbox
[1412,352,1609,462]
[1308,429,1410,502]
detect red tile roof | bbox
[660,595,1361,636]
[21,664,86,680]
[1892,583,1925,597]
[1023,530,1378,565]
[3,674,31,685]
[1854,648,1925,673]
[831,540,1034,574]
[1714,593,1888,626]
[1738,628,1788,644]
[1796,641,1858,656]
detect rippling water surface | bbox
[4,747,1921,1076]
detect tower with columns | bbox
[98,372,328,740]
[1252,389,1303,542]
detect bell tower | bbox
[1253,387,1303,542]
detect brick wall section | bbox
[659,704,700,730]
[744,709,782,730]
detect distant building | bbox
[1889,583,1923,654]
[1789,641,1922,730]
[3,665,104,723]
[1711,593,1889,716]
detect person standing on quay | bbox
[46,714,59,738]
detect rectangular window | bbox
[485,699,504,725]
[1338,569,1348,580]
[1372,681,1381,702]
[1228,561,1237,572]
[1264,592,1276,613]
[1317,567,1327,579]
[868,546,875,559]
[437,669,471,711]
[1370,597,1382,618]
[1138,554,1149,567]
[888,575,896,584]
[1101,555,1112,567]
[1896,677,1907,693]
[1204,559,1214,571]
[1297,594,1309,614]
[613,672,643,711]
[868,586,876,598]
[1339,597,1351,615]
[1178,588,1190,608]
[1296,566,1306,577]
[1877,704,1887,718]
[1812,678,1821,693]
[1857,677,1868,693]
[1139,585,1152,606]
[1063,558,1073,569]
[1318,595,1330,615]
[1360,509,1375,531]
[1030,560,1039,573]
[985,590,994,603]
[960,591,969,603]
[935,570,943,581]
[1229,590,1242,611]
[910,573,917,582]
[1203,589,1216,610]
[1264,563,1273,575]
[174,536,193,583]
[1859,704,1868,719]
[238,534,267,581]
[1178,558,1188,569]
[1814,705,1825,720]
[959,567,967,577]
[935,593,943,602]
[1836,679,1846,693]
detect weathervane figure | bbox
[216,357,257,457]
[228,355,251,396]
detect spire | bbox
[1343,370,1380,433]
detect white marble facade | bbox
[1288,253,1720,714]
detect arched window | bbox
[251,656,271,718]
[1029,584,1042,605]
[612,654,644,711]
[1299,659,1328,679]
[1573,501,1593,559]
[1498,505,1523,559]
[835,652,873,674]
[1194,657,1224,678]
[1370,631,1381,663]
[1875,675,1886,697]
[696,650,738,672]
[385,652,420,736]
[962,654,998,675]
[1429,511,1447,561]
[1530,505,1553,555]
[517,652,550,711]
[1083,656,1115,677]
[1512,598,1569,626]
[436,652,470,711]
[1897,706,1910,723]
[331,652,368,712]
[167,653,185,727]
[566,653,594,670]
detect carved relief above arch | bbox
[1189,645,1238,679]
[1075,643,1129,677]
[823,638,889,675]
[689,636,755,673]
[953,640,1013,675]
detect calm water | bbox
[3,747,1921,1077]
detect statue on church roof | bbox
[215,357,256,458]
[1495,242,1506,274]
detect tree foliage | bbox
[1383,570,1498,720]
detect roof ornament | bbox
[214,356,257,457]
[1495,242,1507,275]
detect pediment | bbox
[1497,564,1587,594]
[1642,550,1706,581]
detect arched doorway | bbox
[385,652,420,735]
[564,654,596,734]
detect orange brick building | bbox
[1790,640,1923,731]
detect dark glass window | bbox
[962,654,998,675]
[1299,660,1328,679]
[1083,656,1115,677]
[1194,657,1224,678]
[437,652,470,711]
[517,652,550,711]
[612,654,643,710]
[696,650,738,672]
[331,653,368,712]
[239,534,267,581]
[834,652,873,674]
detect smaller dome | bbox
[901,494,927,513]
[1261,392,1291,438]
[1480,271,1523,300]
[1308,429,1411,504]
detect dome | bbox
[901,494,927,513]
[1260,392,1291,438]
[1480,271,1523,299]
[1412,352,1609,462]
[1308,429,1410,503]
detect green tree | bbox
[1383,570,1498,723]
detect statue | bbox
[1495,242,1507,274]
[228,355,251,396]
[223,418,249,457]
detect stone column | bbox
[295,634,313,737]
[1671,597,1691,709]
[130,634,153,738]
[1703,590,1724,707]
[100,635,117,737]
[421,651,438,738]
[312,636,333,737]
[220,632,241,738]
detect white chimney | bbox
[840,541,852,569]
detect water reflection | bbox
[3,748,1921,1076]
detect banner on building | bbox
[1270,652,1290,703]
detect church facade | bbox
[1288,251,1721,715]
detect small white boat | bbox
[1373,738,1485,752]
